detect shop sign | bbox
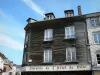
[22,64,91,71]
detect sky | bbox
[0,0,100,65]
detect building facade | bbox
[85,12,100,75]
[21,6,92,75]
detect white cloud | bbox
[23,0,45,17]
[0,34,23,51]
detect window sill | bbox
[93,43,100,45]
[91,25,100,27]
[63,38,76,42]
[43,40,53,43]
[42,62,53,65]
[63,60,79,64]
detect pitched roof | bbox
[0,52,7,59]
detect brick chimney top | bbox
[78,5,82,15]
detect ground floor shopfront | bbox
[21,64,92,75]
[93,71,100,75]
[92,67,100,75]
[21,71,92,75]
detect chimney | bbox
[78,5,82,15]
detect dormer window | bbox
[64,10,74,17]
[44,12,55,20]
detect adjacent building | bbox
[0,52,7,74]
[11,64,21,75]
[85,12,100,75]
[0,52,13,75]
[21,5,92,75]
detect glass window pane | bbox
[44,30,48,40]
[98,33,100,43]
[70,26,75,38]
[65,27,75,39]
[49,50,52,62]
[66,48,71,61]
[71,47,76,61]
[65,27,70,38]
[44,29,53,41]
[95,19,99,26]
[97,57,100,60]
[44,49,52,62]
[67,48,71,56]
[48,29,53,40]
[98,61,100,64]
[26,34,28,42]
[97,54,100,57]
[93,33,98,43]
[91,20,95,26]
[44,50,48,62]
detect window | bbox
[91,18,100,26]
[66,47,76,62]
[46,15,54,20]
[96,53,100,65]
[66,12,73,17]
[44,29,53,41]
[44,48,52,63]
[25,34,28,43]
[93,32,100,44]
[65,26,75,39]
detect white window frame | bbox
[96,53,100,66]
[66,47,76,62]
[91,18,100,26]
[93,32,100,44]
[44,29,53,41]
[65,26,75,39]
[44,48,52,63]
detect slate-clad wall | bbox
[22,21,90,66]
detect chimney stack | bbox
[78,5,82,15]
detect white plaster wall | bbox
[0,56,4,70]
[86,17,100,66]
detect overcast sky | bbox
[0,0,100,65]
